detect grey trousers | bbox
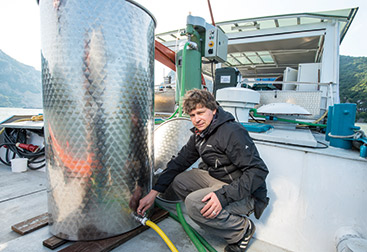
[171,169,254,244]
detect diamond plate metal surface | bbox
[258,90,322,119]
[40,0,155,241]
[154,118,198,202]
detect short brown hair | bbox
[182,89,218,114]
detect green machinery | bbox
[175,15,228,112]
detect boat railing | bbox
[241,80,336,87]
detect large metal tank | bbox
[154,118,201,202]
[40,0,156,241]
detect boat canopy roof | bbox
[156,8,358,79]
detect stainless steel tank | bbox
[154,118,201,202]
[40,0,156,241]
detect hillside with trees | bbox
[0,50,42,108]
[0,51,366,121]
[339,55,367,122]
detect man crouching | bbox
[137,89,269,252]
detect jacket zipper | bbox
[199,139,206,153]
[216,158,234,182]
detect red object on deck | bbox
[16,143,40,153]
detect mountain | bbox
[0,50,42,108]
[0,50,366,121]
[339,55,367,122]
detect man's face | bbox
[188,104,216,132]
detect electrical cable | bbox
[315,141,329,149]
[202,60,212,64]
[211,61,216,97]
[0,143,16,166]
[0,128,45,169]
[249,113,264,124]
[297,110,328,127]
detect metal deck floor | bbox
[0,165,288,252]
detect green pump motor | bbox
[175,15,228,103]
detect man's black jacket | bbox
[153,106,269,219]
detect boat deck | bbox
[0,164,289,252]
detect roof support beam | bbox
[242,53,253,64]
[320,21,340,105]
[229,53,243,64]
[274,19,280,28]
[269,53,279,68]
[216,13,349,27]
[226,22,328,41]
[228,28,326,46]
[255,52,266,64]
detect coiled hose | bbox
[0,127,45,169]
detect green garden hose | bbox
[176,203,207,252]
[250,108,327,128]
[178,42,190,117]
[155,202,218,252]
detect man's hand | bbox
[129,186,143,211]
[200,192,222,219]
[136,190,159,216]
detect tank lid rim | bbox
[126,0,157,27]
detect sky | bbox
[1,0,366,80]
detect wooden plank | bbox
[11,213,48,235]
[59,208,169,252]
[43,236,68,250]
[1,189,47,244]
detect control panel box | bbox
[204,25,228,63]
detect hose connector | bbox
[187,41,198,50]
[131,212,179,252]
[132,213,148,225]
